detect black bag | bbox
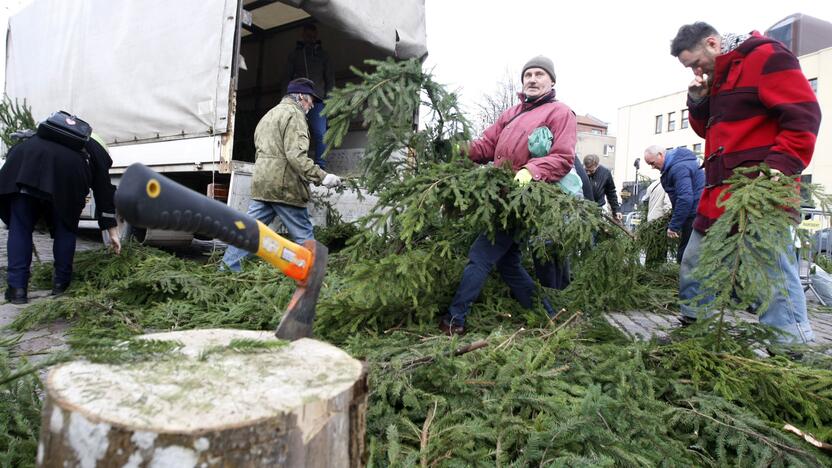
[36,111,92,151]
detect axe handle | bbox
[114,163,312,282]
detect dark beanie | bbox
[521,55,556,83]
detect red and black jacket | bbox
[687,31,821,232]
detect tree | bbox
[472,68,519,134]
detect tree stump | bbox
[37,329,368,467]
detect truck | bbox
[4,0,427,241]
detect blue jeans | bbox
[680,229,815,343]
[446,230,554,326]
[308,101,327,169]
[6,193,76,288]
[221,200,314,272]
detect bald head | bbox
[644,145,665,171]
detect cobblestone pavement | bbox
[604,307,832,347]
[1,228,104,366]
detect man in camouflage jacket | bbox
[221,78,341,272]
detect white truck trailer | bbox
[4,0,426,238]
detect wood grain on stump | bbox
[37,329,367,467]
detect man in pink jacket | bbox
[440,55,578,335]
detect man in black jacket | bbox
[583,154,622,221]
[0,133,121,304]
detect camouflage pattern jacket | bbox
[251,97,326,207]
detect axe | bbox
[114,163,327,340]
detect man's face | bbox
[584,163,598,175]
[302,27,318,44]
[644,151,665,171]
[677,37,720,77]
[522,67,553,99]
[299,94,314,113]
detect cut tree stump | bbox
[36,329,368,467]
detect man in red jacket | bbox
[439,55,577,335]
[671,22,820,343]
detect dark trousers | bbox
[533,249,571,290]
[677,216,695,264]
[308,101,328,169]
[447,230,553,325]
[6,193,76,288]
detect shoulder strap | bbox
[503,94,556,127]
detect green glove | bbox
[514,168,533,186]
[528,126,553,158]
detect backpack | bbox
[36,111,92,151]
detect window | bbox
[681,109,689,129]
[693,143,702,155]
[809,78,818,93]
[603,144,615,155]
[655,115,663,134]
[667,112,676,132]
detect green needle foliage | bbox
[691,166,832,349]
[636,211,678,266]
[4,60,832,467]
[0,95,36,154]
[323,58,472,192]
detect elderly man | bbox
[670,22,820,342]
[583,154,622,221]
[221,78,341,272]
[439,55,576,335]
[643,145,704,263]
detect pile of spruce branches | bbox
[3,58,832,466]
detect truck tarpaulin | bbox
[282,0,427,59]
[5,0,237,144]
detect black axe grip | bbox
[114,163,261,253]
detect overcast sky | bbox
[423,0,832,134]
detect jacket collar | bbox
[516,89,556,109]
[281,96,306,113]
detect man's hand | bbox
[667,229,680,239]
[688,74,709,99]
[514,168,533,186]
[107,226,122,254]
[322,173,342,188]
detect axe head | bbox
[275,240,328,340]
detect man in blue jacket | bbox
[643,145,705,263]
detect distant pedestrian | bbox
[583,154,622,221]
[643,146,704,263]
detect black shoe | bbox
[678,315,697,327]
[51,282,70,297]
[439,317,466,336]
[4,287,28,305]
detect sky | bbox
[423,0,832,134]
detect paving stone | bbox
[604,309,832,347]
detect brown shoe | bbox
[439,318,466,336]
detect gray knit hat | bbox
[521,55,556,83]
